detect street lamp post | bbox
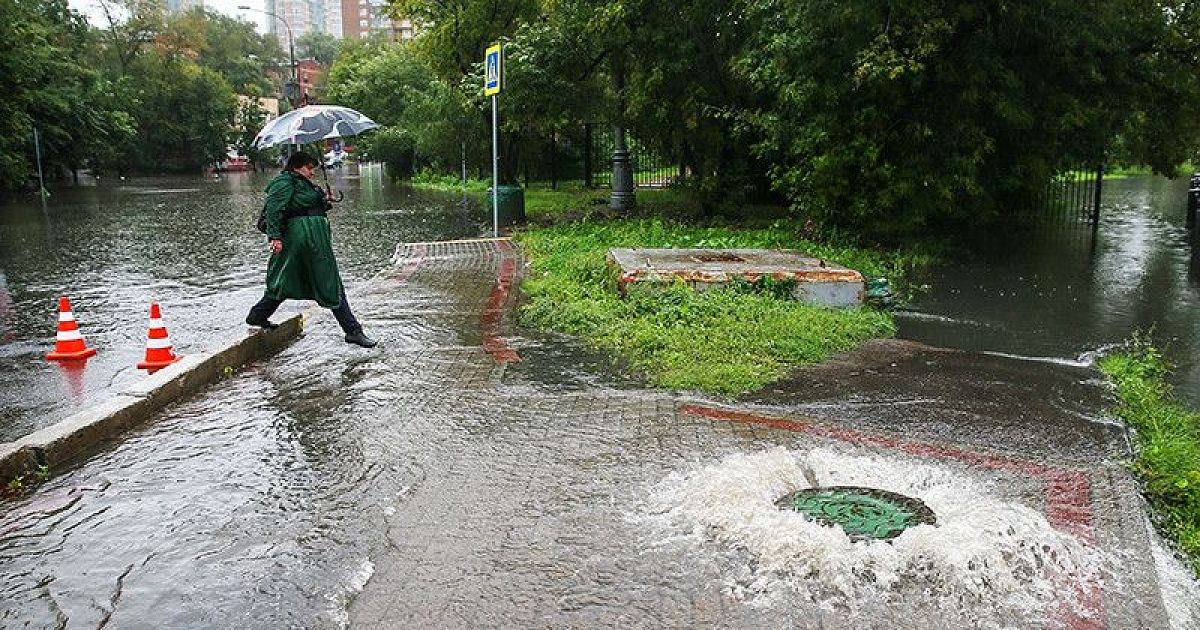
[238,4,296,99]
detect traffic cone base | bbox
[47,347,98,361]
[46,296,97,362]
[137,302,182,371]
[136,355,182,370]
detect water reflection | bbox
[899,175,1200,404]
[0,166,484,442]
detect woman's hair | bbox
[285,152,320,171]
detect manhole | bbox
[691,252,745,263]
[775,486,937,541]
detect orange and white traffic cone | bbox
[46,296,97,361]
[136,302,182,372]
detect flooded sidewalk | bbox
[0,239,1197,628]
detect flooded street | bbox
[899,175,1200,405]
[1,175,1199,628]
[0,166,482,442]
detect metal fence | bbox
[585,125,680,189]
[1034,166,1103,225]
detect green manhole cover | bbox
[775,486,937,541]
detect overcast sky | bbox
[67,0,271,33]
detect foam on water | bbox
[327,558,376,629]
[639,447,1109,627]
[1153,539,1200,629]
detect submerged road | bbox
[1,239,1197,628]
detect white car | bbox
[323,150,348,168]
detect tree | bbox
[95,0,164,76]
[110,53,238,172]
[737,0,1199,232]
[162,9,282,93]
[0,0,136,188]
[387,0,539,79]
[232,92,270,170]
[327,42,476,174]
[296,31,341,66]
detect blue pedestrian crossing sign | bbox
[485,44,502,96]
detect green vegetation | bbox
[3,0,284,185]
[1,464,51,500]
[514,217,928,394]
[410,170,490,192]
[365,0,1200,236]
[1099,339,1200,574]
[9,0,1200,220]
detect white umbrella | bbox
[253,105,379,201]
[252,105,379,149]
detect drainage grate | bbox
[775,486,937,541]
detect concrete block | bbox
[607,248,865,308]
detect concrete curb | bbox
[0,313,304,484]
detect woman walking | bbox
[245,152,377,348]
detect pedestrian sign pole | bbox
[485,43,503,237]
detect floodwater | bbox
[0,165,482,442]
[1,174,1199,628]
[898,175,1200,404]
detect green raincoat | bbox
[261,171,344,309]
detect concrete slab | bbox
[607,247,865,307]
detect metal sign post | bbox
[32,127,47,203]
[485,43,503,237]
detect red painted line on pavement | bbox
[481,240,519,363]
[679,404,1104,629]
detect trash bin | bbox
[488,185,526,228]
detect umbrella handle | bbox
[319,165,344,203]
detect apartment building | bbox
[340,0,414,41]
[265,0,343,43]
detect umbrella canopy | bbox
[252,105,379,150]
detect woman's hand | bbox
[269,239,283,254]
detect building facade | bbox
[340,0,414,41]
[265,0,343,44]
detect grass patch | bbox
[408,177,703,224]
[410,169,491,192]
[515,218,929,394]
[1098,338,1200,575]
[406,176,933,392]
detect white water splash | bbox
[327,557,376,629]
[639,448,1108,627]
[1153,539,1200,629]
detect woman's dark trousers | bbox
[247,287,362,334]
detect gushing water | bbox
[1154,539,1200,629]
[640,448,1108,628]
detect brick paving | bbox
[340,238,1173,629]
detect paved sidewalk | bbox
[343,239,1177,629]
